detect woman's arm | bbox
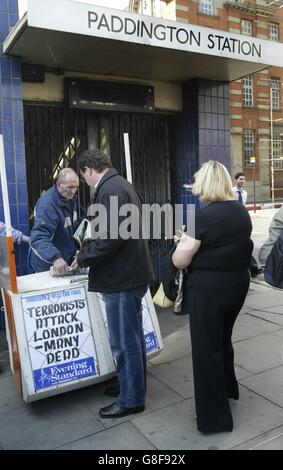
[172,232,201,269]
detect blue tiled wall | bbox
[198,79,231,170]
[174,78,231,221]
[0,1,28,328]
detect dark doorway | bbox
[24,104,177,276]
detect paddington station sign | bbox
[27,0,283,68]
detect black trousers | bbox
[187,270,250,433]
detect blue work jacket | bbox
[29,185,80,272]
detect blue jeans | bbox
[102,285,148,408]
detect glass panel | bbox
[199,0,214,15]
[243,75,253,107]
[241,20,252,36]
[273,136,283,169]
[271,79,280,110]
[243,129,255,167]
[269,24,279,41]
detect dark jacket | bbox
[77,168,155,293]
[29,185,80,272]
[264,230,283,288]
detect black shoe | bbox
[104,385,120,397]
[173,310,188,315]
[199,426,233,434]
[99,402,145,419]
[250,268,263,278]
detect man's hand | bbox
[70,256,79,271]
[53,257,69,273]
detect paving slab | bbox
[132,386,283,450]
[248,309,283,327]
[239,306,253,315]
[240,366,283,408]
[149,326,191,366]
[232,313,281,343]
[273,329,283,338]
[247,283,272,294]
[81,374,183,429]
[57,421,156,450]
[244,290,283,310]
[234,365,254,380]
[0,392,103,450]
[0,371,26,415]
[234,333,283,373]
[148,356,194,399]
[232,425,283,450]
[155,308,189,338]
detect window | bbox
[243,75,253,107]
[273,136,283,169]
[269,24,279,41]
[199,0,214,16]
[271,79,280,110]
[241,19,252,36]
[243,130,255,167]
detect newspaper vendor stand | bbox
[1,133,162,403]
[2,271,162,402]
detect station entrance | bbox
[23,104,177,274]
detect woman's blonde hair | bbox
[192,160,235,203]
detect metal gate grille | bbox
[24,104,177,276]
[24,105,89,217]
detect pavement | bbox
[1,208,283,450]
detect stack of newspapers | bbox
[50,266,89,277]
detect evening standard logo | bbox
[145,332,159,353]
[34,358,96,390]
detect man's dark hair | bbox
[235,172,245,180]
[78,149,112,173]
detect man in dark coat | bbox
[73,149,154,419]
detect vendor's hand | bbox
[53,257,69,273]
[22,235,31,244]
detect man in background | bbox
[0,222,30,245]
[232,172,262,277]
[259,205,283,266]
[233,172,247,205]
[29,168,80,273]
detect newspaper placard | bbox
[21,286,99,391]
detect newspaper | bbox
[73,219,91,248]
[50,266,88,277]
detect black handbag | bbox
[159,246,178,301]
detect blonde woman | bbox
[173,160,253,434]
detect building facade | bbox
[160,0,283,201]
[1,0,283,290]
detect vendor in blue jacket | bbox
[29,168,80,274]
